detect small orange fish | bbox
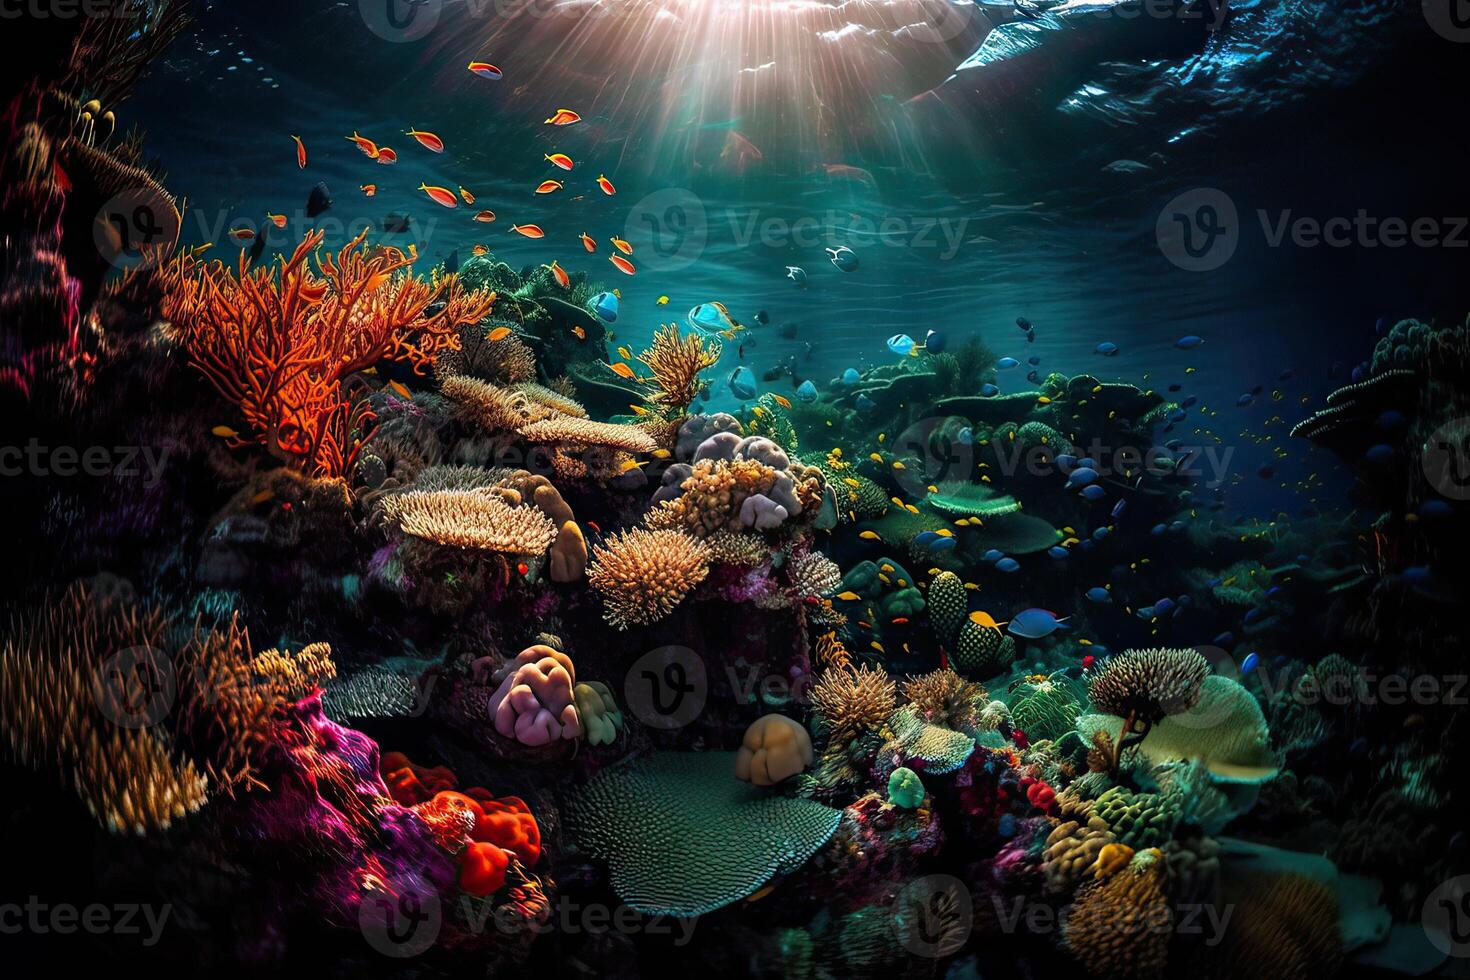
[468,61,503,80]
[406,128,445,153]
[265,212,287,228]
[571,325,586,340]
[473,210,496,223]
[376,146,397,165]
[544,108,581,126]
[891,617,910,626]
[459,187,476,205]
[250,489,275,505]
[229,227,255,241]
[545,152,573,171]
[549,260,570,289]
[345,131,378,159]
[772,394,793,410]
[418,183,458,208]
[610,236,632,255]
[535,179,563,194]
[291,135,307,169]
[472,244,489,256]
[609,254,635,275]
[388,380,412,398]
[211,425,239,439]
[361,184,377,196]
[579,232,596,253]
[609,362,637,380]
[596,174,616,196]
[510,224,544,238]
[586,520,601,534]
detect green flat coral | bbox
[564,752,842,917]
[926,481,1022,519]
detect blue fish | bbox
[1008,608,1068,639]
[1077,458,1096,469]
[914,531,939,546]
[795,379,818,403]
[1243,608,1264,625]
[590,291,619,322]
[1092,526,1110,541]
[1055,454,1078,472]
[1175,335,1205,350]
[983,549,1004,563]
[995,557,1020,573]
[689,302,736,335]
[1026,370,1041,384]
[1169,521,1186,533]
[1016,317,1032,331]
[1066,467,1099,487]
[1111,499,1127,519]
[1236,394,1255,407]
[928,536,957,552]
[1027,355,1041,366]
[841,367,860,384]
[980,383,999,396]
[728,365,757,400]
[1153,597,1176,616]
[888,334,917,356]
[925,329,946,354]
[956,426,974,446]
[1213,632,1234,647]
[1364,444,1394,463]
[1078,539,1095,551]
[1086,587,1111,603]
[1240,652,1260,675]
[1169,408,1188,422]
[1080,485,1106,502]
[997,356,1021,369]
[1049,546,1069,559]
[1137,606,1155,620]
[855,393,877,412]
[1181,396,1197,408]
[1094,342,1119,356]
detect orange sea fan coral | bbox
[165,229,495,477]
[637,322,722,412]
[586,528,710,628]
[385,489,558,553]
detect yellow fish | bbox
[618,459,644,473]
[880,564,895,573]
[904,504,919,515]
[969,611,999,629]
[869,453,884,463]
[890,497,905,508]
[964,582,979,591]
[617,346,632,360]
[836,591,862,601]
[934,528,953,538]
[891,461,906,471]
[652,448,672,459]
[871,641,885,654]
[1037,396,1052,405]
[627,404,649,416]
[388,380,412,398]
[844,478,861,488]
[656,295,669,305]
[211,425,239,439]
[859,530,882,541]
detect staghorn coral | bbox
[441,374,553,433]
[637,321,722,412]
[167,229,495,476]
[1064,848,1172,980]
[809,665,897,740]
[384,489,558,554]
[586,528,710,628]
[564,751,841,916]
[902,668,988,731]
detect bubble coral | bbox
[887,766,925,808]
[586,527,710,628]
[486,645,583,746]
[735,713,814,786]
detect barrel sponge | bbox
[926,571,968,644]
[735,714,814,786]
[565,751,842,916]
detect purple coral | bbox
[486,645,583,746]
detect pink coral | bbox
[486,646,583,746]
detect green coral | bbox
[1010,675,1083,742]
[887,766,925,808]
[884,705,974,774]
[564,752,842,916]
[1093,785,1181,850]
[926,481,1022,519]
[973,513,1064,555]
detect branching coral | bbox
[439,322,537,383]
[586,528,710,628]
[903,669,989,731]
[809,665,897,739]
[518,415,658,453]
[166,229,495,476]
[637,322,722,412]
[384,489,558,554]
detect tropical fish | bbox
[980,383,999,396]
[729,365,757,399]
[544,108,582,126]
[1008,609,1069,639]
[474,210,496,222]
[858,530,882,542]
[997,357,1020,369]
[406,128,445,152]
[1085,587,1111,603]
[571,326,586,340]
[995,558,1020,573]
[229,227,255,241]
[887,334,916,357]
[596,174,616,196]
[510,224,545,238]
[609,362,637,380]
[1240,652,1260,675]
[548,260,569,289]
[826,245,858,271]
[657,295,669,305]
[580,232,597,253]
[388,380,412,399]
[487,327,513,341]
[1175,335,1205,349]
[306,182,332,217]
[609,254,635,275]
[795,380,818,403]
[376,146,398,164]
[925,329,946,354]
[689,302,737,335]
[1094,342,1119,356]
[610,236,633,255]
[468,61,503,79]
[361,184,377,197]
[459,187,476,205]
[545,152,573,170]
[211,425,239,439]
[265,212,287,228]
[841,367,860,384]
[418,183,458,208]
[345,131,378,158]
[291,134,307,169]
[591,291,619,322]
[535,179,564,194]
[771,394,793,410]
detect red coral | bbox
[460,841,511,896]
[381,750,456,804]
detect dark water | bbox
[127,0,1470,516]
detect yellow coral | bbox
[586,528,710,628]
[638,322,722,411]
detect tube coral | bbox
[586,528,710,628]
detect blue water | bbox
[127,0,1470,517]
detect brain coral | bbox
[735,713,814,786]
[564,751,842,916]
[486,645,583,746]
[586,528,710,628]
